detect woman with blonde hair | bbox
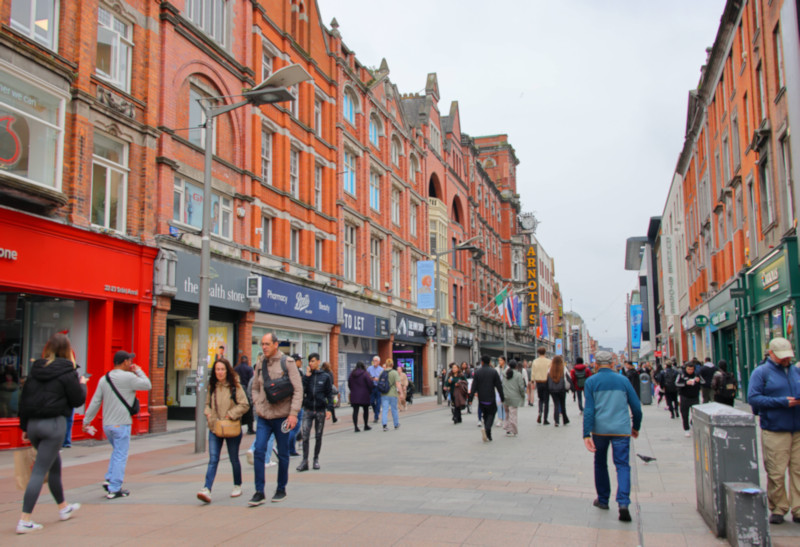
[197,358,249,503]
[397,365,410,411]
[16,333,87,534]
[547,355,570,427]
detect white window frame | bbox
[369,171,380,211]
[343,150,356,195]
[780,135,795,228]
[96,6,133,92]
[315,238,323,270]
[261,47,273,82]
[391,137,401,165]
[290,228,300,262]
[343,89,355,125]
[410,202,418,237]
[370,237,381,290]
[290,148,300,198]
[758,152,775,230]
[314,98,322,137]
[391,248,401,297]
[314,164,323,210]
[391,188,400,225]
[10,0,58,51]
[186,0,227,46]
[288,85,298,118]
[722,133,730,184]
[173,176,231,239]
[344,224,356,282]
[261,127,272,185]
[369,115,380,147]
[91,132,128,233]
[260,215,273,254]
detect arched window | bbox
[391,136,402,165]
[409,154,419,183]
[343,88,357,125]
[369,114,381,147]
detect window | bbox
[188,86,214,151]
[774,24,785,91]
[452,283,458,319]
[731,114,741,170]
[261,47,272,81]
[315,238,323,270]
[290,228,299,262]
[290,148,299,198]
[10,0,58,50]
[343,224,356,282]
[391,188,400,225]
[314,164,323,210]
[369,116,380,147]
[726,194,733,242]
[314,99,322,137]
[261,127,272,185]
[743,92,751,139]
[391,138,401,165]
[410,202,417,237]
[343,89,355,125]
[260,215,272,253]
[186,0,226,45]
[722,134,730,183]
[91,132,127,232]
[370,237,381,290]
[343,151,356,195]
[369,171,380,211]
[748,178,758,253]
[430,125,441,154]
[96,7,132,92]
[410,258,418,304]
[756,64,766,122]
[758,153,775,230]
[735,188,744,229]
[287,85,298,118]
[739,22,746,65]
[391,248,401,297]
[409,154,419,182]
[780,136,795,228]
[173,177,231,239]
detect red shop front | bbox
[0,208,157,449]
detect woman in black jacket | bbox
[675,361,703,437]
[17,333,87,534]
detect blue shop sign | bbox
[259,276,336,324]
[341,308,376,336]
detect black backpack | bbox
[716,372,737,399]
[662,368,678,393]
[376,370,391,394]
[574,368,587,389]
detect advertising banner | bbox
[630,304,643,350]
[555,338,563,355]
[416,261,435,309]
[526,245,539,327]
[259,276,337,324]
[174,326,193,371]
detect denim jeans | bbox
[576,390,584,412]
[301,409,326,461]
[63,408,74,447]
[103,424,131,493]
[253,416,290,494]
[288,408,303,454]
[381,396,399,427]
[592,434,631,507]
[204,430,242,490]
[496,401,506,422]
[370,387,382,420]
[249,418,275,458]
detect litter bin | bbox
[639,373,652,405]
[692,403,759,537]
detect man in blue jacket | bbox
[583,350,642,523]
[748,337,800,525]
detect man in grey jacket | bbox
[83,350,152,499]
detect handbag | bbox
[14,447,37,491]
[211,390,241,438]
[262,355,294,404]
[106,373,140,416]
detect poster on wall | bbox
[416,261,435,309]
[174,326,193,371]
[208,326,228,367]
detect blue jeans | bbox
[370,387,382,419]
[381,396,399,427]
[249,421,275,459]
[496,402,506,422]
[205,430,242,489]
[63,408,74,447]
[592,434,631,507]
[253,416,290,494]
[288,408,303,454]
[103,424,131,493]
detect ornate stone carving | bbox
[97,87,135,120]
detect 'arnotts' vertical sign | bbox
[526,245,539,327]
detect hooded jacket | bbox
[19,357,86,432]
[348,367,373,406]
[570,363,592,392]
[301,368,334,412]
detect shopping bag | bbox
[14,447,36,491]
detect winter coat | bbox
[469,365,504,405]
[251,351,303,420]
[502,369,527,407]
[570,364,592,392]
[301,369,334,412]
[204,380,249,431]
[19,357,87,432]
[583,368,643,437]
[748,358,800,432]
[348,368,373,406]
[675,369,703,399]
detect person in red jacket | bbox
[570,357,592,414]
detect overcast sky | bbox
[317,0,727,352]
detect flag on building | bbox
[495,288,507,317]
[505,296,515,327]
[542,315,549,338]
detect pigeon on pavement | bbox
[637,453,657,464]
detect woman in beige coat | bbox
[197,358,249,503]
[397,365,410,411]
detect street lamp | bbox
[434,235,481,404]
[194,64,312,453]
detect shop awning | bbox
[478,340,538,357]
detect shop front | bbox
[708,284,742,385]
[251,276,337,381]
[682,303,711,363]
[393,312,429,395]
[454,328,474,365]
[164,249,252,419]
[338,302,390,401]
[0,208,156,448]
[742,237,800,397]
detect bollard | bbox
[692,403,759,537]
[724,482,770,547]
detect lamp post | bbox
[194,65,312,453]
[434,235,481,404]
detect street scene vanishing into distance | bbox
[1,0,800,545]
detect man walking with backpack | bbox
[658,361,680,419]
[367,356,383,424]
[379,359,401,431]
[570,357,592,414]
[711,360,737,406]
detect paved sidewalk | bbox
[1,395,798,545]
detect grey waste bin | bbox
[639,373,652,405]
[692,403,759,537]
[724,482,770,547]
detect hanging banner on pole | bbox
[417,260,435,309]
[630,304,643,350]
[526,245,539,328]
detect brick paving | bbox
[1,395,799,546]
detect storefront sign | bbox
[377,318,389,337]
[259,276,337,324]
[526,245,539,326]
[661,234,678,316]
[456,329,474,346]
[394,312,428,343]
[750,250,793,315]
[174,250,250,311]
[416,260,435,309]
[341,308,377,336]
[0,246,18,261]
[710,311,729,326]
[694,315,709,327]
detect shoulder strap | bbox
[105,372,134,414]
[281,354,288,377]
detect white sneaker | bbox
[684,431,692,437]
[59,502,81,521]
[197,487,211,503]
[477,421,482,427]
[16,520,43,534]
[265,461,277,468]
[230,485,242,498]
[246,450,254,466]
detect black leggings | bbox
[536,383,549,417]
[301,409,326,460]
[23,416,67,514]
[680,396,699,431]
[550,391,568,424]
[352,404,369,428]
